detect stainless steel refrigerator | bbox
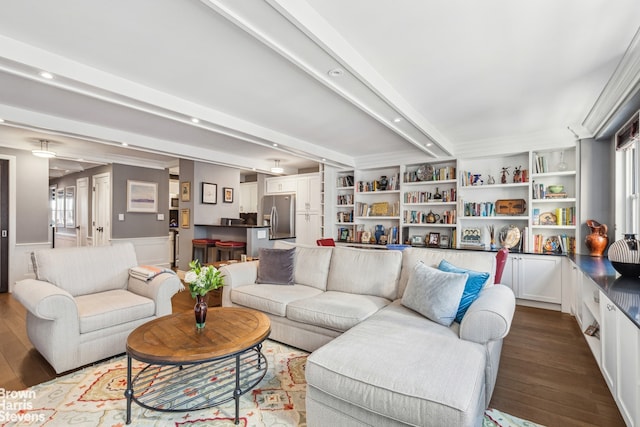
[262,194,296,239]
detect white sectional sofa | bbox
[220,242,516,427]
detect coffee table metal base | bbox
[125,344,267,424]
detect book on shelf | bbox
[532,233,575,254]
[337,175,354,188]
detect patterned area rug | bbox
[1,340,543,427]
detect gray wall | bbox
[0,147,49,244]
[194,163,240,225]
[579,138,615,254]
[111,164,170,238]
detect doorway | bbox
[76,177,89,246]
[0,159,7,292]
[92,173,111,246]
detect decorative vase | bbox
[379,176,388,190]
[585,219,608,257]
[374,225,385,244]
[608,233,640,277]
[194,294,208,329]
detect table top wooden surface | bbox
[126,307,271,364]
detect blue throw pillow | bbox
[438,259,490,323]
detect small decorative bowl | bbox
[547,185,564,193]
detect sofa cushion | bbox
[398,247,496,298]
[306,300,486,426]
[286,291,390,332]
[230,284,323,317]
[327,246,402,300]
[273,241,333,291]
[402,262,467,326]
[256,248,295,285]
[439,259,490,323]
[31,243,138,297]
[75,289,155,334]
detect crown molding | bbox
[582,28,640,138]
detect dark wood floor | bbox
[0,292,624,426]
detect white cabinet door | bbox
[296,174,321,213]
[617,308,638,426]
[600,293,617,392]
[266,177,296,194]
[517,254,562,303]
[501,254,562,304]
[239,182,258,213]
[296,212,320,245]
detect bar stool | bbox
[215,241,246,261]
[192,239,220,264]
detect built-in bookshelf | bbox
[327,146,578,253]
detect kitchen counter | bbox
[194,224,279,257]
[569,254,640,328]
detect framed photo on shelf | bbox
[439,235,450,249]
[127,180,158,213]
[180,181,191,202]
[428,232,440,247]
[223,187,234,203]
[201,182,217,204]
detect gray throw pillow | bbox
[256,248,295,285]
[401,261,468,326]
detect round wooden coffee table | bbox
[124,307,271,425]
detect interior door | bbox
[76,177,89,246]
[92,173,111,246]
[0,159,8,293]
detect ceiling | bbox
[0,1,639,178]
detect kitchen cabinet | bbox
[502,253,562,305]
[600,291,639,426]
[265,176,296,194]
[296,174,321,212]
[239,182,258,213]
[296,212,321,246]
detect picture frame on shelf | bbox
[428,232,440,247]
[439,235,450,249]
[410,235,424,246]
[127,180,158,213]
[201,182,217,204]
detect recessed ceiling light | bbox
[393,117,403,123]
[0,118,4,123]
[321,158,326,162]
[121,142,128,147]
[191,117,200,124]
[328,68,344,77]
[39,71,54,80]
[272,143,278,147]
[426,143,433,147]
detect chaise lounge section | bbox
[220,242,515,426]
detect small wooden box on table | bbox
[125,308,271,424]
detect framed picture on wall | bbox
[127,180,158,213]
[180,208,190,228]
[223,187,233,203]
[202,182,217,204]
[180,181,191,202]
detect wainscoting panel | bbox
[111,236,171,268]
[11,242,51,291]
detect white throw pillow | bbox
[401,262,468,326]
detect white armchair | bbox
[13,243,182,373]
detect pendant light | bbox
[270,160,283,174]
[32,140,56,158]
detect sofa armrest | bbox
[12,279,77,320]
[459,284,515,344]
[128,272,183,316]
[219,261,258,307]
